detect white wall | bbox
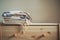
[0,0,59,23]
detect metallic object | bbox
[2,11,32,24]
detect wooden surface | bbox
[0,24,2,40]
[0,23,59,40]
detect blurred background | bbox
[0,0,60,23]
[0,0,60,40]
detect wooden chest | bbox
[0,23,59,40]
